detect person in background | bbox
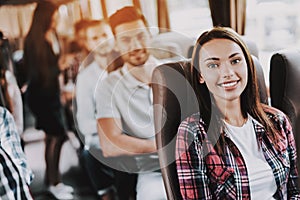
[176,27,300,199]
[0,106,33,199]
[95,6,167,200]
[67,19,94,72]
[23,2,74,200]
[0,31,15,74]
[69,19,90,61]
[75,19,122,200]
[0,31,23,137]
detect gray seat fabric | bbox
[152,60,195,200]
[269,49,300,181]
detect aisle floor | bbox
[23,127,98,200]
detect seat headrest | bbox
[150,32,195,59]
[152,59,196,200]
[252,55,268,104]
[270,49,300,122]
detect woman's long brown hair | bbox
[191,27,280,154]
[24,2,59,88]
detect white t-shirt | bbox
[224,115,277,200]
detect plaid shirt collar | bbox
[202,115,295,199]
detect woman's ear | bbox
[199,75,205,84]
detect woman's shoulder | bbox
[178,112,206,136]
[180,112,203,126]
[261,105,293,137]
[262,104,290,124]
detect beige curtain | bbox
[132,0,142,11]
[100,0,108,19]
[157,0,170,33]
[230,0,246,35]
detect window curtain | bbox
[100,0,108,19]
[157,0,170,33]
[208,0,246,35]
[132,0,142,11]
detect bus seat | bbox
[152,55,267,200]
[253,55,268,104]
[269,49,300,176]
[150,32,195,60]
[241,36,259,59]
[152,59,195,200]
[186,36,259,59]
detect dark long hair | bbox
[24,1,59,87]
[191,27,280,153]
[0,69,13,113]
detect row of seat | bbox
[151,47,300,199]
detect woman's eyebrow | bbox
[204,52,241,62]
[204,57,219,62]
[229,52,240,58]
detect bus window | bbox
[246,0,299,51]
[139,0,158,34]
[245,0,300,86]
[0,3,36,49]
[167,0,212,37]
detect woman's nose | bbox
[220,62,234,78]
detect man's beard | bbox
[94,47,114,57]
[123,49,150,67]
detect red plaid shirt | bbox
[176,106,300,199]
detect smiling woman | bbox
[175,27,300,199]
[0,1,300,200]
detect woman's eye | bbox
[231,58,241,65]
[207,63,218,68]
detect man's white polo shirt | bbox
[95,56,161,171]
[95,56,160,139]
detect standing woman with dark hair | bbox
[23,2,73,199]
[176,27,300,199]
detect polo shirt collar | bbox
[89,60,108,78]
[120,55,160,89]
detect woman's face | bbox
[198,38,248,105]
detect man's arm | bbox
[76,71,97,136]
[97,117,156,157]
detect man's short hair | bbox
[74,19,108,35]
[109,6,148,35]
[74,19,90,35]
